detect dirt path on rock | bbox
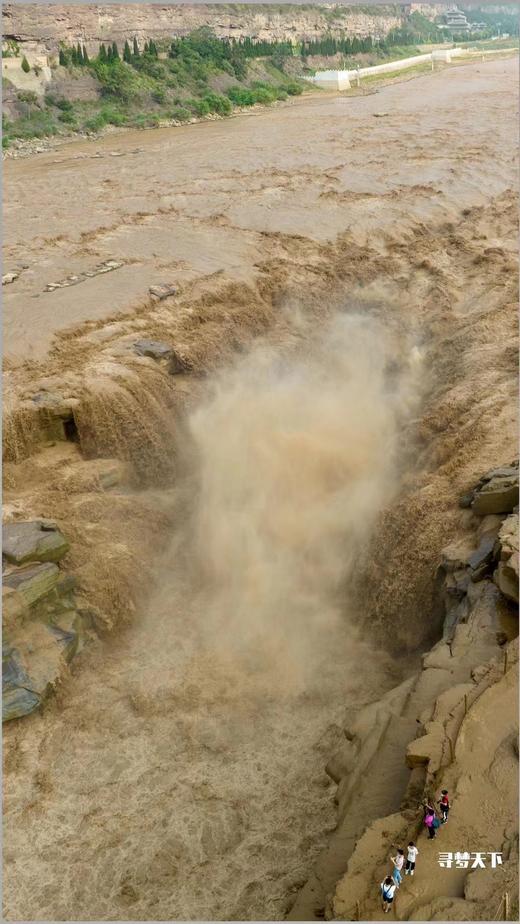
[3,58,519,923]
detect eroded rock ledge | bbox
[289,463,518,922]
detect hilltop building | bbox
[443,8,470,32]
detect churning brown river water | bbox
[3,58,518,921]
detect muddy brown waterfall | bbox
[3,311,420,921]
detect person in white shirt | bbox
[380,876,397,913]
[405,841,419,876]
[390,848,405,886]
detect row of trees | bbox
[59,44,89,66]
[225,36,294,57]
[58,38,160,68]
[59,13,476,75]
[300,35,374,56]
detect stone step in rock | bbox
[3,520,70,565]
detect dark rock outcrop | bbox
[2,522,86,722]
[3,519,69,565]
[133,339,173,360]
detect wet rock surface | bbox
[3,520,69,565]
[148,283,177,301]
[2,521,85,722]
[133,339,173,360]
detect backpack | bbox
[432,816,441,829]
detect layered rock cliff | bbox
[3,3,408,53]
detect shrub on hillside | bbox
[151,87,167,104]
[21,56,30,73]
[90,59,140,103]
[132,113,160,128]
[190,98,210,116]
[58,110,76,123]
[17,90,39,104]
[203,92,232,115]
[226,86,256,106]
[8,110,57,139]
[100,105,128,126]
[83,113,107,132]
[252,86,276,105]
[170,106,190,121]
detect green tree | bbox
[76,43,83,64]
[59,48,68,66]
[111,42,120,61]
[133,36,140,57]
[144,40,149,54]
[99,43,107,62]
[21,55,30,73]
[71,46,78,65]
[107,45,113,62]
[82,45,89,64]
[123,40,132,62]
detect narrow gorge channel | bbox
[4,306,426,921]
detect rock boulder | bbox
[133,339,172,360]
[3,561,60,607]
[493,513,519,603]
[470,462,519,515]
[149,283,177,300]
[3,520,69,565]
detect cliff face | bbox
[3,3,407,52]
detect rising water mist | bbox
[183,312,423,694]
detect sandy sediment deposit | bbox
[3,57,518,921]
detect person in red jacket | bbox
[438,790,450,824]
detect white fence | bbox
[305,48,463,90]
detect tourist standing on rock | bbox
[438,790,450,824]
[424,810,436,839]
[380,876,397,913]
[390,848,405,886]
[405,842,419,875]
